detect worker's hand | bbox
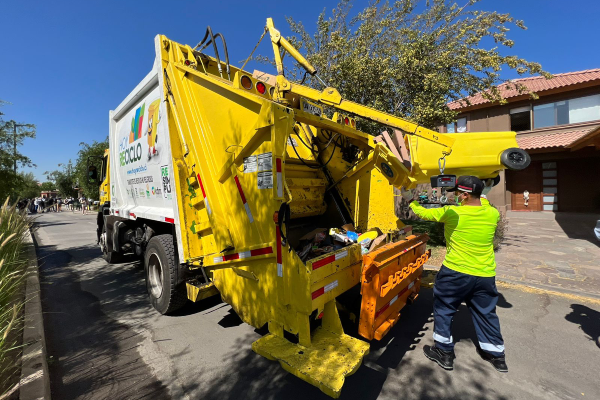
[481,179,494,196]
[401,187,415,202]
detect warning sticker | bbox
[287,137,298,147]
[243,156,257,173]
[257,152,272,171]
[257,172,273,189]
[244,152,272,173]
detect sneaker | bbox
[477,348,508,373]
[423,345,455,370]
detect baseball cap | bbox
[447,176,484,196]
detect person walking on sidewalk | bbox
[401,176,507,373]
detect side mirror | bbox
[88,165,98,183]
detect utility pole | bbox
[10,120,27,173]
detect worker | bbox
[401,176,507,373]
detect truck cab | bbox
[99,148,110,206]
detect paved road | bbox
[34,212,600,400]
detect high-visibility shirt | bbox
[409,199,500,277]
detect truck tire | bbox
[144,234,187,314]
[101,225,122,264]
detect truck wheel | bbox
[501,148,531,171]
[101,225,122,264]
[144,234,187,314]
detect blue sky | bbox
[2,0,599,181]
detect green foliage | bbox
[0,199,33,395]
[43,161,77,198]
[74,138,108,200]
[17,172,41,199]
[262,0,548,130]
[39,181,56,192]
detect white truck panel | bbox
[109,38,185,259]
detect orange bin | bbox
[358,233,430,341]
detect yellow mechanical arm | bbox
[265,18,455,155]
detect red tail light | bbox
[256,82,266,95]
[344,117,349,125]
[184,60,191,66]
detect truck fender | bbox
[112,221,127,253]
[104,215,122,253]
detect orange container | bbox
[358,234,430,341]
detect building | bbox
[40,190,59,199]
[442,69,600,213]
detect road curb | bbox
[423,264,600,305]
[18,231,51,400]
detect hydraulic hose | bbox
[213,33,231,80]
[196,26,223,78]
[194,26,231,80]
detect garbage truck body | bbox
[94,18,530,398]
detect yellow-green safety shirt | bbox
[409,198,500,277]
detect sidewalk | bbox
[495,211,600,298]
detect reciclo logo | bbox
[119,103,145,166]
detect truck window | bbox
[101,155,108,182]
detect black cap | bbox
[447,176,484,196]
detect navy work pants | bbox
[433,265,505,357]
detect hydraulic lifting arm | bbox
[266,18,455,156]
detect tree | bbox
[43,161,77,198]
[0,101,36,201]
[18,172,41,199]
[74,138,109,200]
[263,0,549,130]
[39,181,56,192]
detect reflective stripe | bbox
[212,246,273,264]
[244,202,254,223]
[234,175,254,222]
[197,174,211,215]
[433,332,453,344]
[479,342,505,353]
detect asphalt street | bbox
[34,211,600,400]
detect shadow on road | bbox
[555,213,600,247]
[34,233,172,400]
[565,304,600,349]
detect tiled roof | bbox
[517,129,592,150]
[449,69,600,110]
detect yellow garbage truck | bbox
[90,18,530,398]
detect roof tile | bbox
[449,69,600,110]
[517,129,592,150]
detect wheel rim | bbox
[148,253,163,298]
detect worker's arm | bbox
[409,201,448,222]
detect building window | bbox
[510,106,531,131]
[533,94,600,129]
[446,117,467,133]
